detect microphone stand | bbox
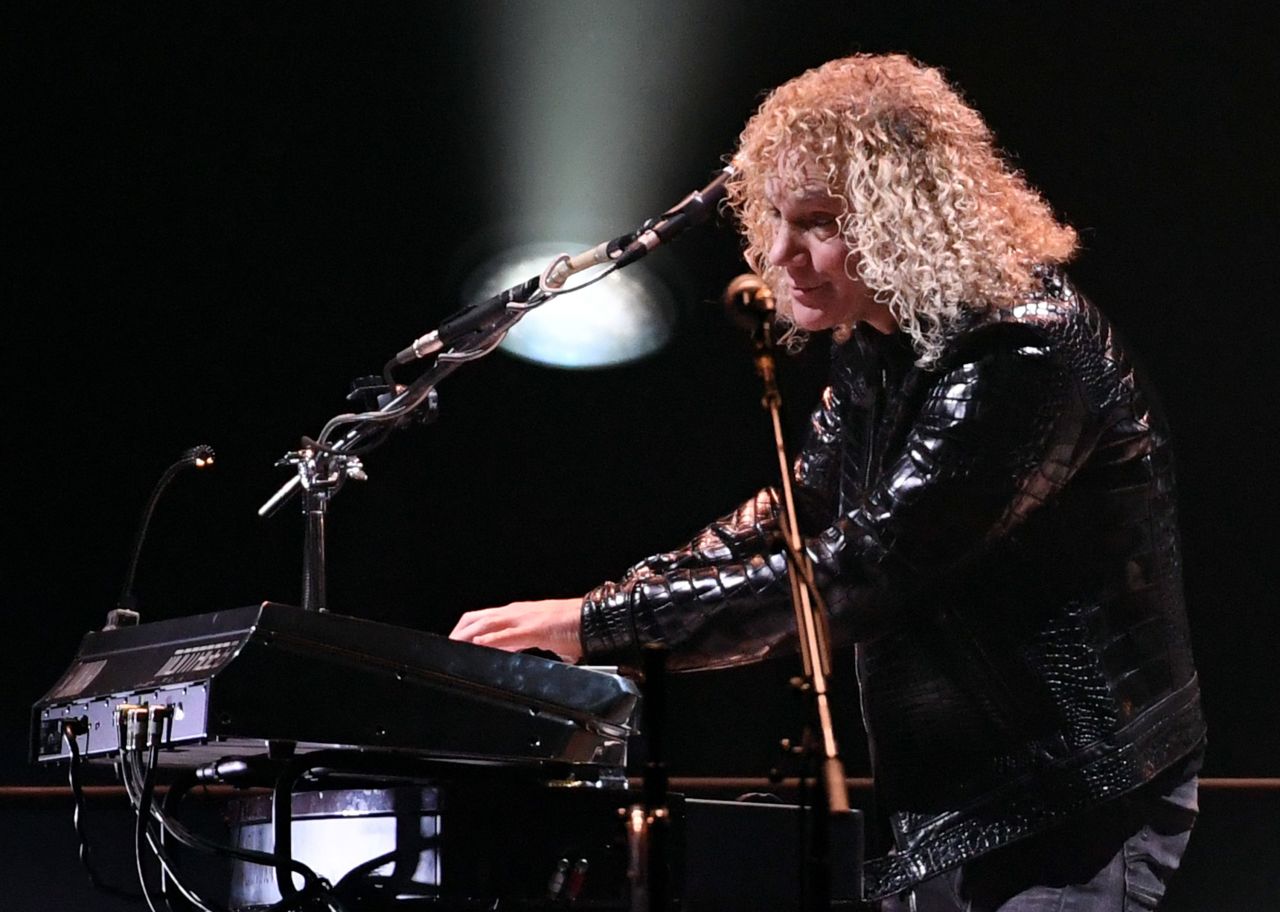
[728,281,850,912]
[257,298,535,613]
[257,165,735,614]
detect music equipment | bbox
[31,604,865,909]
[32,602,638,776]
[222,788,864,910]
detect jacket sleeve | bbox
[598,365,851,592]
[580,331,1093,670]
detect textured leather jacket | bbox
[579,270,1206,899]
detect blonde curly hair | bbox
[726,54,1078,364]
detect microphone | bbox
[611,163,737,270]
[392,163,736,365]
[107,444,216,630]
[390,275,542,365]
[547,163,737,288]
[542,232,638,290]
[722,273,776,331]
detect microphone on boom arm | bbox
[106,444,216,630]
[544,164,738,290]
[390,162,738,367]
[612,164,737,270]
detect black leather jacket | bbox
[579,271,1205,899]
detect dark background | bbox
[4,0,1277,880]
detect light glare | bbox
[463,244,675,369]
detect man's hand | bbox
[449,597,585,663]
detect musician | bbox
[451,54,1205,911]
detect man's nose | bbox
[767,226,804,267]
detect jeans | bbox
[877,773,1199,912]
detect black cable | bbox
[102,710,344,912]
[272,764,302,904]
[134,728,168,912]
[548,261,621,295]
[139,750,222,912]
[157,774,191,912]
[140,766,346,911]
[144,782,335,910]
[122,730,229,912]
[329,833,443,903]
[62,721,146,900]
[124,734,419,912]
[316,387,438,446]
[296,425,394,459]
[116,712,223,912]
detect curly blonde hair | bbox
[727,54,1078,364]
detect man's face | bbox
[763,158,892,333]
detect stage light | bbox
[461,243,675,369]
[456,2,728,368]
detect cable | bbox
[115,708,297,912]
[111,712,363,912]
[537,258,622,297]
[140,767,345,910]
[145,782,336,910]
[316,391,434,447]
[329,833,442,905]
[134,731,167,912]
[136,712,231,912]
[293,426,394,460]
[96,705,349,912]
[62,720,147,900]
[137,737,222,912]
[121,736,320,912]
[359,256,618,435]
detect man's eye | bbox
[808,216,839,236]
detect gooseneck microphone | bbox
[107,444,216,629]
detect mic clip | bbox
[542,231,638,290]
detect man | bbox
[451,54,1204,910]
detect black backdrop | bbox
[6,2,1278,793]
